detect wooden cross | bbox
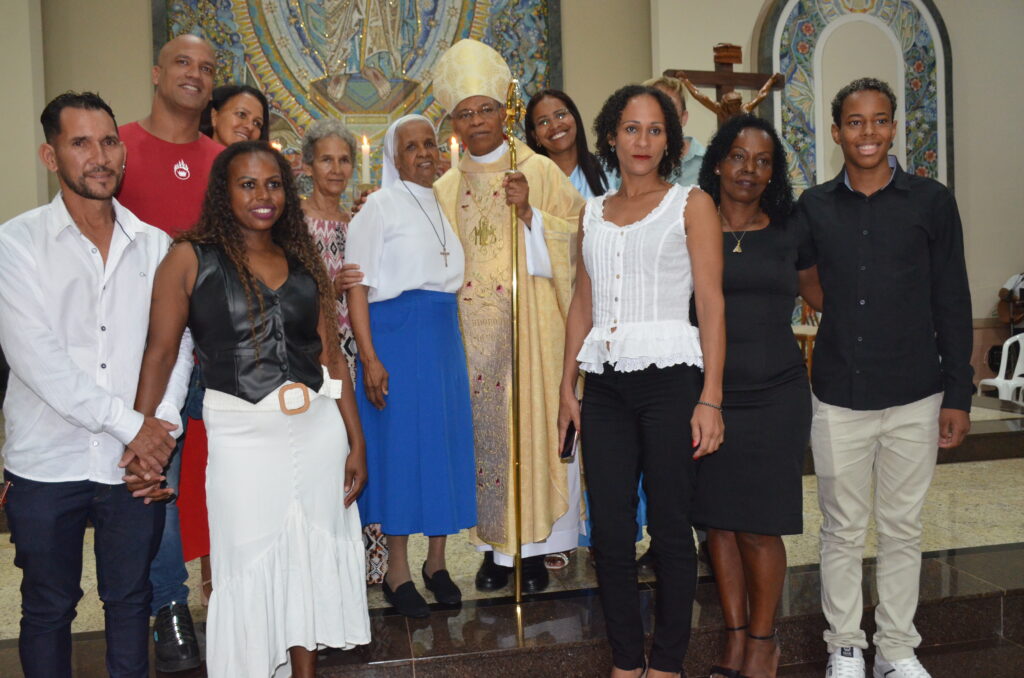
[664,43,783,126]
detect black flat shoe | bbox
[382,579,430,618]
[474,551,511,591]
[422,562,462,605]
[522,554,550,593]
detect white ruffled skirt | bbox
[203,382,370,678]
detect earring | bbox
[714,168,720,175]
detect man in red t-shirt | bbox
[119,34,223,236]
[116,33,221,673]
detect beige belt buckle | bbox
[278,382,311,415]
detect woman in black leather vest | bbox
[131,141,371,678]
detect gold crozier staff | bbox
[504,78,526,603]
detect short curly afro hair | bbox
[698,114,794,224]
[593,85,683,179]
[831,77,897,126]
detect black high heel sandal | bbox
[739,630,780,678]
[709,624,748,678]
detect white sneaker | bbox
[872,655,931,678]
[826,647,865,677]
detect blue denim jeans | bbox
[148,363,205,613]
[4,471,165,678]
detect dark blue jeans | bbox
[4,470,165,678]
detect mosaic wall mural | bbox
[761,0,950,191]
[156,0,560,190]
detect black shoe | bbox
[521,555,550,593]
[422,563,462,605]
[474,551,511,591]
[152,601,201,672]
[382,579,430,618]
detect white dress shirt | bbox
[0,193,194,484]
[347,181,464,303]
[470,141,553,278]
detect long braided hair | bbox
[177,141,338,360]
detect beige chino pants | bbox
[811,392,942,661]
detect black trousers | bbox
[581,363,700,672]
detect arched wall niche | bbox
[755,0,954,192]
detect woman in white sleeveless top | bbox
[558,85,726,678]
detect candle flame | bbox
[269,140,283,151]
[362,135,369,148]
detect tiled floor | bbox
[1,456,1022,641]
[0,398,1022,677]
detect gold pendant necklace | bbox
[718,208,764,254]
[729,231,748,253]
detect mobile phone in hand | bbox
[560,420,578,461]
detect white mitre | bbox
[432,38,512,113]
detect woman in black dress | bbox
[692,115,817,678]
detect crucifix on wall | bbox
[665,43,783,126]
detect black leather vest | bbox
[189,243,324,403]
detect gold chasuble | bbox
[434,143,585,553]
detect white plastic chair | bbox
[978,334,1024,402]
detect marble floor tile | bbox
[2,459,1022,640]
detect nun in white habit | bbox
[346,115,477,618]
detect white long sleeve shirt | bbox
[0,193,193,484]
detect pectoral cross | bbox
[441,246,450,267]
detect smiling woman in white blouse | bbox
[345,115,476,618]
[557,85,725,678]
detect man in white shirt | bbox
[0,92,192,678]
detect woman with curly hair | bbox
[558,84,725,678]
[692,115,815,678]
[131,141,370,677]
[525,88,615,199]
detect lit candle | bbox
[360,135,370,186]
[269,139,283,151]
[450,136,459,166]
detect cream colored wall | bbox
[937,0,1024,318]
[560,0,652,137]
[41,0,153,124]
[40,0,155,196]
[0,0,48,222]
[650,0,1024,317]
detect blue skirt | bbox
[355,290,477,536]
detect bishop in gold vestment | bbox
[432,39,586,578]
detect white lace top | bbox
[577,184,704,374]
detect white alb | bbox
[577,184,703,374]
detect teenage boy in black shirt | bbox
[795,77,972,678]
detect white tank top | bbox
[577,184,704,374]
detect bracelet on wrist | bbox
[696,400,723,411]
